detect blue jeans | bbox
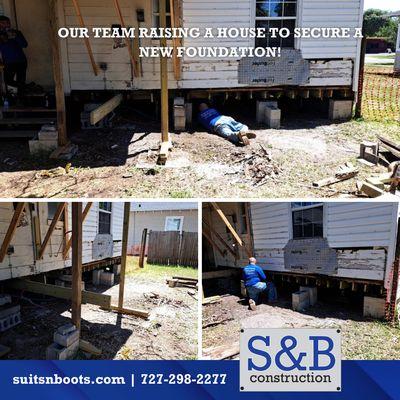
[247,282,277,303]
[213,116,248,144]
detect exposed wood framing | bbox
[203,269,239,280]
[0,203,26,263]
[210,202,252,257]
[202,228,225,257]
[244,203,254,255]
[71,203,83,331]
[49,0,68,146]
[7,280,111,308]
[63,202,93,259]
[113,0,139,77]
[71,0,99,76]
[202,220,236,258]
[170,0,181,81]
[63,204,69,258]
[118,202,131,310]
[139,228,148,269]
[90,94,123,126]
[38,202,67,260]
[32,204,42,260]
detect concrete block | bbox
[46,340,79,360]
[0,305,20,319]
[54,328,79,347]
[0,295,11,306]
[173,105,186,118]
[29,139,58,154]
[265,106,281,129]
[292,290,310,311]
[57,323,76,336]
[329,100,353,121]
[38,129,58,141]
[185,103,193,125]
[173,97,185,106]
[168,279,179,288]
[93,270,102,285]
[0,310,21,332]
[256,101,267,123]
[113,264,121,275]
[300,286,317,306]
[360,141,379,165]
[174,115,186,131]
[363,296,386,319]
[100,271,114,287]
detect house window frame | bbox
[152,0,172,30]
[164,216,184,233]
[98,202,112,235]
[291,202,324,240]
[254,0,299,49]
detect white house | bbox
[128,202,198,254]
[0,202,124,281]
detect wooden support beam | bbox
[113,0,139,77]
[106,305,149,320]
[32,203,42,260]
[210,202,252,257]
[48,0,68,146]
[202,220,236,257]
[244,203,253,255]
[7,279,111,308]
[169,0,181,81]
[38,202,67,260]
[79,340,102,356]
[202,229,225,257]
[0,203,26,263]
[63,202,93,259]
[90,94,123,126]
[138,228,148,269]
[118,202,131,310]
[71,0,99,76]
[63,204,69,257]
[71,202,83,331]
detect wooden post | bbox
[118,202,131,309]
[169,0,181,81]
[355,36,366,119]
[49,0,68,147]
[244,203,254,256]
[71,202,83,331]
[159,0,170,149]
[138,228,148,269]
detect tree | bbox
[363,9,387,36]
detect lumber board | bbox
[90,94,123,125]
[360,182,385,198]
[79,340,102,356]
[106,305,149,320]
[172,276,198,282]
[118,203,131,309]
[378,135,400,158]
[202,343,240,360]
[7,280,111,308]
[203,220,236,257]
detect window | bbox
[48,203,64,221]
[292,203,323,239]
[165,216,184,232]
[255,0,297,48]
[99,202,112,234]
[153,0,172,29]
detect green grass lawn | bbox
[126,256,198,279]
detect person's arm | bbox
[256,265,267,281]
[14,31,28,48]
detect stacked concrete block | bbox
[363,296,386,319]
[256,100,277,123]
[55,276,85,291]
[100,271,114,287]
[185,103,193,126]
[0,294,11,306]
[29,124,58,155]
[92,270,102,285]
[46,324,80,360]
[299,286,317,306]
[0,304,21,332]
[328,100,353,121]
[265,105,281,129]
[292,290,310,311]
[174,97,186,131]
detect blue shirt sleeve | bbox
[255,265,267,281]
[15,31,28,49]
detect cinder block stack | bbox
[328,99,353,121]
[299,286,318,306]
[100,271,114,287]
[46,324,80,360]
[29,124,59,155]
[292,290,310,311]
[174,97,186,131]
[256,100,281,128]
[0,304,21,333]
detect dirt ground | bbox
[202,294,400,360]
[0,110,398,198]
[1,267,198,360]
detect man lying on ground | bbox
[198,103,256,146]
[242,257,277,311]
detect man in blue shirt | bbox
[242,257,277,310]
[0,16,28,94]
[198,103,256,146]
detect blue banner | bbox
[0,360,398,399]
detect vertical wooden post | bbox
[49,0,68,147]
[71,202,83,331]
[118,202,131,309]
[139,228,148,269]
[354,36,366,119]
[159,0,169,143]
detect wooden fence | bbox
[147,231,198,267]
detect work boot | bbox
[249,299,257,311]
[238,132,250,146]
[240,129,257,140]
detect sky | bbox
[364,0,399,11]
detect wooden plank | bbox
[7,280,111,308]
[32,203,42,260]
[170,0,181,81]
[71,0,99,76]
[118,202,131,309]
[378,136,400,159]
[138,228,148,269]
[202,343,240,360]
[107,305,149,320]
[38,202,67,260]
[160,0,169,145]
[203,220,236,257]
[113,0,139,77]
[90,94,123,125]
[49,0,68,146]
[0,203,26,263]
[71,202,83,331]
[63,204,69,257]
[79,339,102,356]
[63,202,93,259]
[211,202,243,246]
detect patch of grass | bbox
[169,190,193,198]
[126,256,198,279]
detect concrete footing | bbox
[47,324,79,360]
[363,296,385,319]
[292,290,310,311]
[256,100,281,128]
[113,264,121,276]
[29,124,58,155]
[329,100,353,121]
[92,270,102,285]
[100,271,114,287]
[0,305,21,332]
[299,286,317,306]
